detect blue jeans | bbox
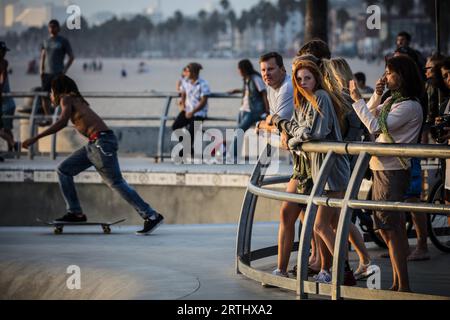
[233,111,262,160]
[237,111,262,132]
[57,131,156,219]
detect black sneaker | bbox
[136,213,164,235]
[54,213,87,223]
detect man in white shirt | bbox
[172,62,210,154]
[256,52,294,133]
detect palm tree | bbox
[257,1,278,51]
[304,0,328,43]
[220,0,230,12]
[336,8,350,30]
[227,10,237,52]
[236,10,249,34]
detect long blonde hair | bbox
[329,57,354,91]
[291,59,348,130]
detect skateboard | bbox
[36,218,126,234]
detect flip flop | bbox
[407,252,430,261]
[290,264,320,276]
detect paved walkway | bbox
[0,222,449,299]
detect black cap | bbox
[0,41,10,52]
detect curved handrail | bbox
[236,140,450,300]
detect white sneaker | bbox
[313,270,332,284]
[262,269,289,287]
[272,269,289,278]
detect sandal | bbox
[290,264,320,276]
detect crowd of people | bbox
[247,34,450,292]
[168,31,449,291]
[1,21,449,290]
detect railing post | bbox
[27,94,40,160]
[331,152,371,300]
[236,143,271,272]
[157,96,172,162]
[297,150,337,299]
[50,106,61,160]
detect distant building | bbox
[1,1,67,34]
[89,11,115,26]
[274,11,303,56]
[0,0,17,33]
[235,10,304,57]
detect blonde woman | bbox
[329,57,374,279]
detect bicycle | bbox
[352,192,413,250]
[353,161,450,253]
[426,159,450,252]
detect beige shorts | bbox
[372,169,410,231]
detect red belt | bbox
[88,132,100,142]
[88,130,112,142]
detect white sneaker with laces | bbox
[314,270,332,284]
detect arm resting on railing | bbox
[271,92,333,149]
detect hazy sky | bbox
[23,0,276,18]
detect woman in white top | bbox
[349,55,425,292]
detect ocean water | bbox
[7,57,385,124]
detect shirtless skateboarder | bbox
[22,74,164,235]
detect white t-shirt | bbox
[240,74,266,112]
[266,74,294,120]
[181,77,211,118]
[178,76,188,92]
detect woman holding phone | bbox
[349,55,424,292]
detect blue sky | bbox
[24,0,275,18]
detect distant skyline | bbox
[20,0,277,19]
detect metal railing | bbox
[2,91,240,161]
[236,140,450,300]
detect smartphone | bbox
[380,71,387,83]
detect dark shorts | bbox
[372,169,410,231]
[41,73,60,92]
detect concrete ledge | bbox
[0,158,293,226]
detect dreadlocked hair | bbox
[51,74,89,106]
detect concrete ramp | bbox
[1,224,448,300]
[0,260,200,300]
